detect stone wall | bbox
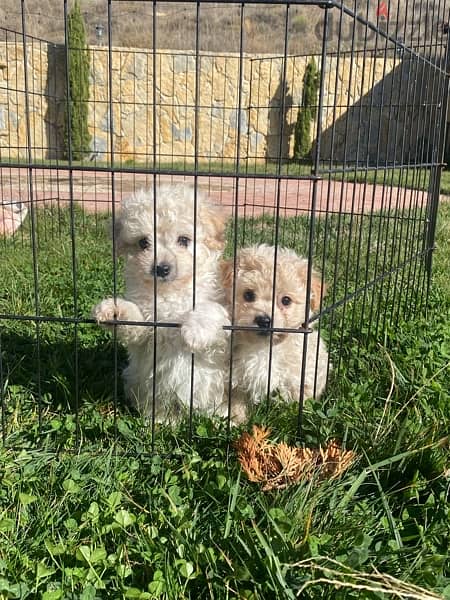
[0,41,444,165]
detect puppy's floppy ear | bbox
[111,214,126,254]
[296,258,325,312]
[200,203,228,251]
[220,257,241,303]
[220,258,234,289]
[310,270,326,312]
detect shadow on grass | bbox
[1,328,127,408]
[0,326,143,449]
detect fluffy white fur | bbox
[92,184,230,421]
[0,200,28,237]
[221,244,330,421]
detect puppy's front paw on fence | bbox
[181,302,229,352]
[92,298,141,327]
[92,298,121,326]
[181,315,217,352]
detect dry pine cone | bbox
[234,425,355,491]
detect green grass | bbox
[0,203,449,598]
[4,156,450,195]
[0,156,313,178]
[337,166,450,196]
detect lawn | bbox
[0,200,448,598]
[5,156,450,196]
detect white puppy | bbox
[93,184,230,421]
[221,244,330,421]
[0,200,28,237]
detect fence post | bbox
[297,2,331,439]
[424,25,450,304]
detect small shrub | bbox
[63,0,91,161]
[293,59,320,161]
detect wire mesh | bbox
[0,0,448,451]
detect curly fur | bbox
[93,184,230,421]
[221,244,330,421]
[0,201,28,237]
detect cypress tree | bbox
[293,59,320,161]
[64,1,91,161]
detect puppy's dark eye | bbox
[177,235,191,247]
[138,237,150,250]
[281,296,292,306]
[243,290,256,302]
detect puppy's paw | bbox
[215,397,248,426]
[92,298,142,327]
[180,313,218,352]
[181,302,229,352]
[181,317,216,352]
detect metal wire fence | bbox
[0,0,449,450]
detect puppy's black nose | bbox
[254,314,271,330]
[153,263,171,278]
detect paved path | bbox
[0,167,442,222]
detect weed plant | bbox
[0,202,448,598]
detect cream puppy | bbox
[221,244,329,420]
[92,184,230,421]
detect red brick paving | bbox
[0,167,444,221]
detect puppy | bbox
[92,184,230,421]
[221,244,329,420]
[0,200,28,237]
